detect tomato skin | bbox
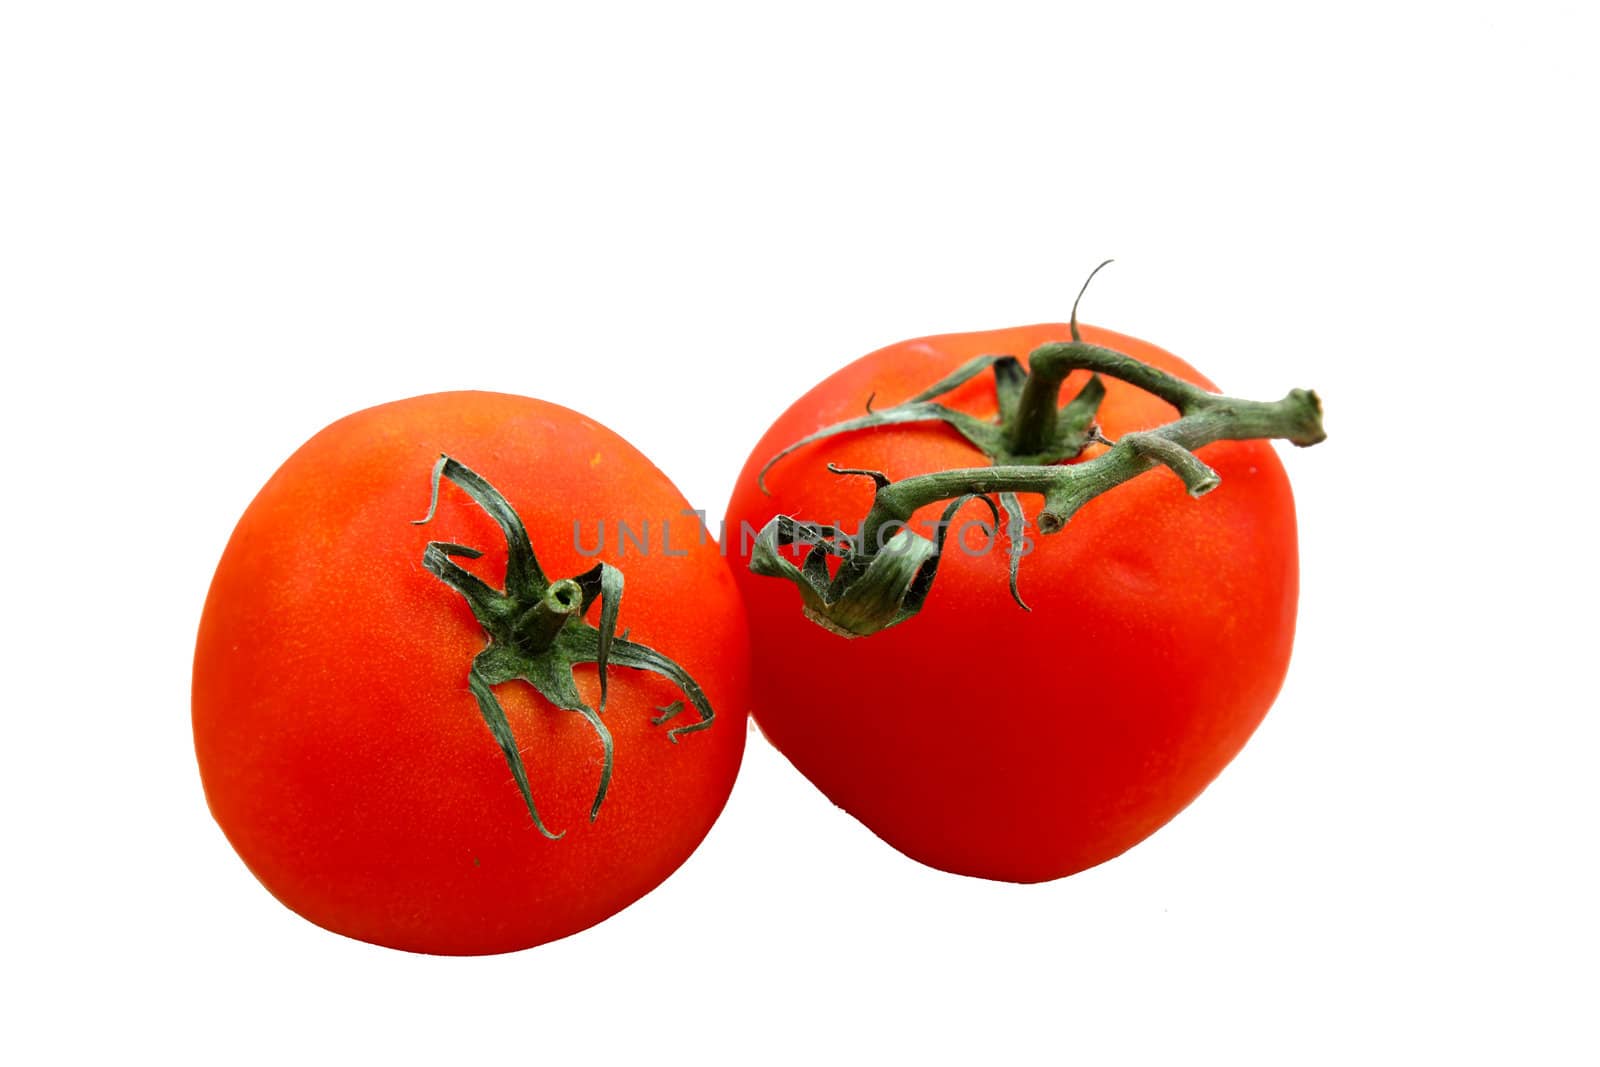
[193,391,748,954]
[724,325,1297,883]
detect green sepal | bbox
[992,355,1027,423]
[415,455,715,834]
[997,491,1031,612]
[467,660,563,840]
[757,401,1003,492]
[749,515,934,637]
[562,627,715,742]
[757,353,1106,494]
[415,453,546,595]
[748,497,997,638]
[1055,374,1105,449]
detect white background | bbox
[4,2,1595,1063]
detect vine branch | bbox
[861,383,1322,552]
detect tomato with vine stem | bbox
[724,269,1324,882]
[194,391,748,954]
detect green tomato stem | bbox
[512,579,584,655]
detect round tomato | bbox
[194,391,748,954]
[724,324,1302,883]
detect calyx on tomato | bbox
[750,265,1327,638]
[413,455,714,838]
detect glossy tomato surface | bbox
[194,391,748,953]
[725,325,1297,883]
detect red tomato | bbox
[724,325,1298,883]
[194,391,748,954]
